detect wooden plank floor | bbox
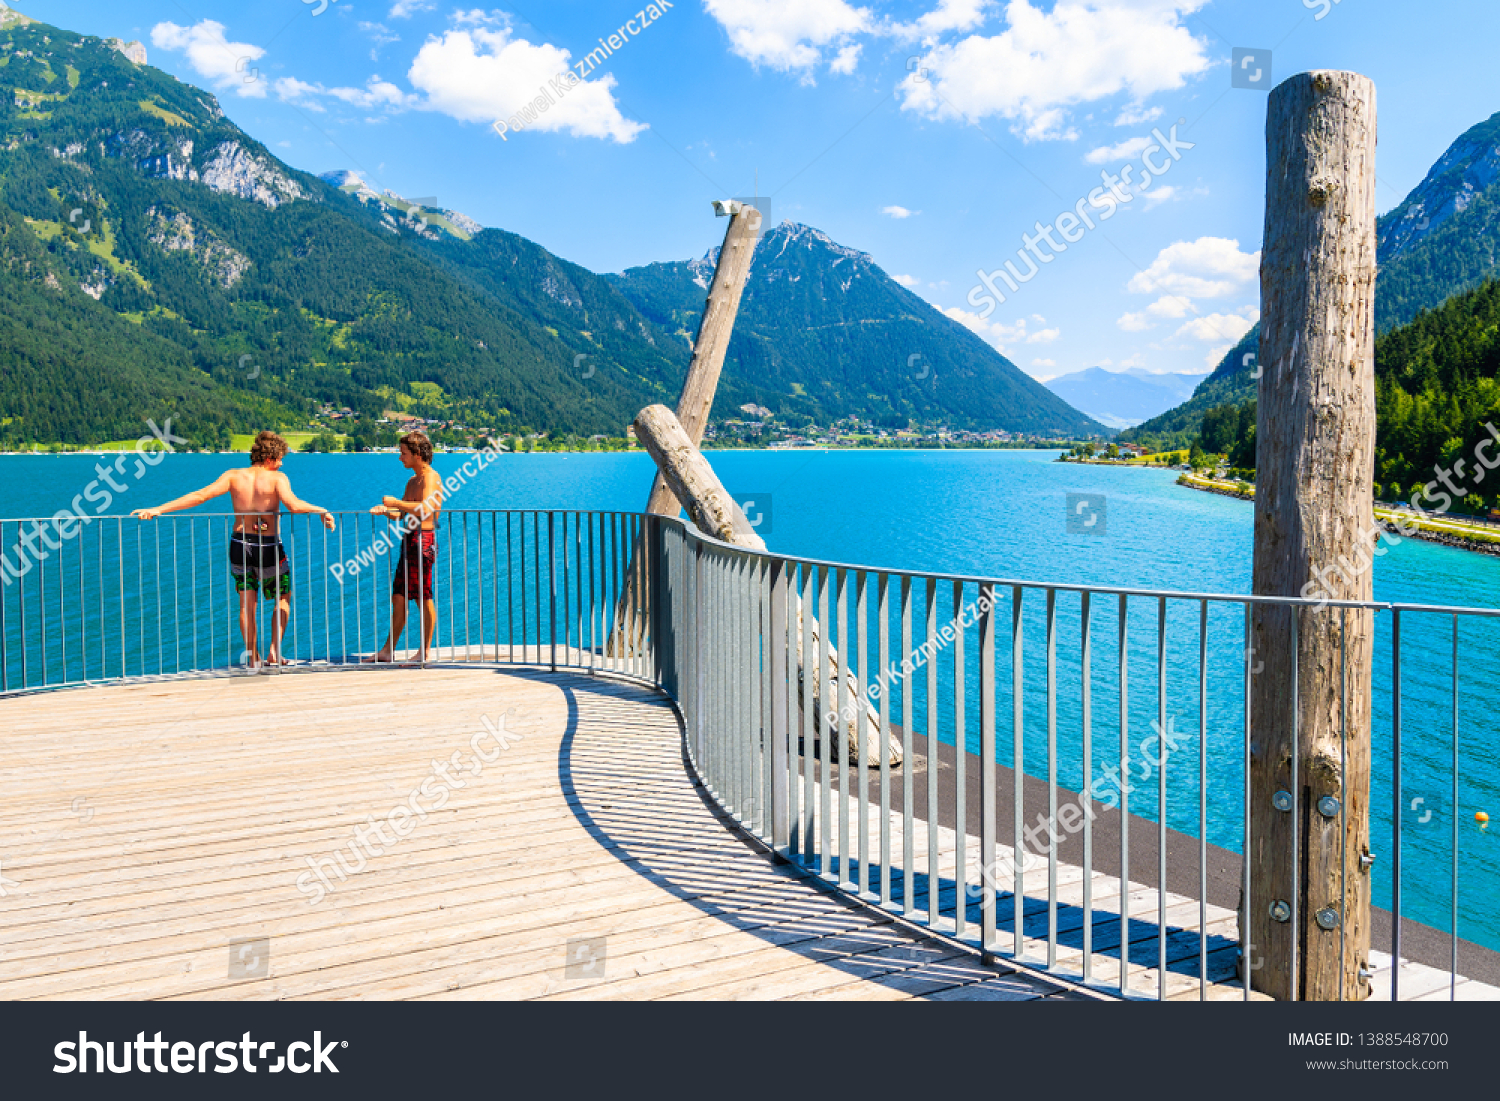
[0,666,1083,1001]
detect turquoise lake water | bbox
[3,448,1497,950]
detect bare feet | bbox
[362,650,394,664]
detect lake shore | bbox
[1176,471,1500,558]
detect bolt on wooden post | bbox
[1248,71,1377,1001]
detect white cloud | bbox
[272,76,330,109]
[1139,184,1176,208]
[328,78,414,110]
[1174,307,1259,344]
[360,21,400,60]
[704,0,873,78]
[150,21,267,98]
[1204,344,1231,367]
[942,308,1054,353]
[899,1,1211,141]
[830,43,862,74]
[1084,135,1150,164]
[1146,295,1191,319]
[1115,103,1163,126]
[1127,237,1259,299]
[892,273,920,286]
[407,23,645,142]
[890,0,994,40]
[1117,311,1152,332]
[881,204,918,218]
[389,0,436,18]
[1031,357,1056,368]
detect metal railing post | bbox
[769,557,790,854]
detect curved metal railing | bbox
[2,509,1494,1001]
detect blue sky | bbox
[25,0,1500,381]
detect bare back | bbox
[229,466,289,535]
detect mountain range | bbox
[0,11,1101,449]
[607,225,1100,434]
[1041,367,1208,429]
[1124,106,1500,451]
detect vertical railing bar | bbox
[820,565,833,878]
[506,513,514,664]
[725,552,734,804]
[740,551,752,820]
[462,512,472,663]
[117,517,126,681]
[40,516,48,685]
[154,515,162,675]
[534,512,544,668]
[803,563,816,863]
[1046,587,1058,969]
[519,513,528,665]
[857,571,869,895]
[1199,598,1209,1001]
[1157,595,1167,1002]
[548,511,557,672]
[575,512,584,669]
[901,573,914,913]
[1011,585,1024,959]
[981,582,997,958]
[1,523,10,692]
[751,554,764,836]
[735,549,743,814]
[1339,605,1348,1002]
[1291,609,1301,1002]
[1119,593,1130,996]
[1244,602,1253,1001]
[762,556,773,840]
[587,513,596,673]
[954,580,966,939]
[770,553,789,854]
[1081,589,1093,981]
[878,571,891,904]
[1450,612,1459,1001]
[612,514,623,675]
[926,577,939,928]
[836,567,849,884]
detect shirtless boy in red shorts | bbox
[366,431,443,663]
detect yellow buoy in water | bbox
[1478,811,1491,826]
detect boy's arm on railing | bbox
[277,474,337,530]
[377,489,442,520]
[130,472,233,520]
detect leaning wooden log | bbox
[1248,70,1377,1001]
[609,200,766,657]
[633,403,902,767]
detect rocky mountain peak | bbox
[1379,109,1500,261]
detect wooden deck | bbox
[0,666,1086,1001]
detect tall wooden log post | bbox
[609,202,765,657]
[1249,71,1377,1001]
[634,405,901,767]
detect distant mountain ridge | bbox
[1043,367,1208,429]
[608,221,1106,436]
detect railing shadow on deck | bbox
[545,670,1083,1001]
